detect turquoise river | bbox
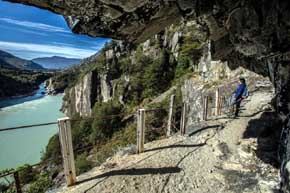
[0,84,64,171]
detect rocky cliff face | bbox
[7,0,290,59]
[62,20,210,117]
[63,19,262,129]
[63,70,114,117]
[7,0,290,191]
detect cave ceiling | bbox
[5,0,290,63]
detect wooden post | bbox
[215,88,220,116]
[203,96,209,121]
[14,171,22,193]
[223,96,227,115]
[219,96,225,115]
[58,117,76,186]
[137,109,146,154]
[180,103,187,136]
[218,96,222,115]
[167,94,175,137]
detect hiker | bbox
[231,77,248,118]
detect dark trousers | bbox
[235,99,242,117]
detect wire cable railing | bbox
[0,84,241,192]
[0,106,175,192]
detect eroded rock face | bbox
[6,0,290,59]
[63,70,113,117]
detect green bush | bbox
[18,164,36,184]
[175,54,191,79]
[26,173,53,193]
[126,73,144,105]
[0,183,10,193]
[42,134,61,164]
[75,153,93,175]
[71,115,93,149]
[142,50,174,98]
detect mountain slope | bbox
[0,50,44,70]
[32,56,81,69]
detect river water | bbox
[0,85,64,171]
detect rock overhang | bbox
[5,0,290,61]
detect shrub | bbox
[90,101,123,144]
[0,183,10,193]
[175,54,192,80]
[71,115,93,149]
[75,153,93,175]
[42,134,61,164]
[143,50,174,98]
[93,124,136,165]
[26,173,53,193]
[18,164,36,184]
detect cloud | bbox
[0,17,70,33]
[0,41,100,59]
[0,25,48,36]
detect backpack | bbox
[242,87,249,98]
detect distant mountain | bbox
[32,56,81,70]
[0,50,44,70]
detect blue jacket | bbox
[234,83,246,99]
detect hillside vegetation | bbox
[0,68,50,99]
[0,50,50,99]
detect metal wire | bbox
[0,122,58,132]
[0,108,167,133]
[0,93,231,177]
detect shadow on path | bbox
[243,111,282,167]
[188,125,222,137]
[78,167,181,185]
[145,143,205,152]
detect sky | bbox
[0,0,110,60]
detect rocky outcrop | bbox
[62,20,207,116]
[63,70,114,117]
[267,60,290,192]
[45,78,56,95]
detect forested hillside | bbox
[0,68,50,99]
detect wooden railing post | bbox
[137,109,146,154]
[219,96,225,115]
[203,96,209,121]
[215,88,220,116]
[58,117,76,186]
[167,94,175,137]
[180,102,187,136]
[14,171,22,193]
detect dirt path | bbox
[54,86,280,193]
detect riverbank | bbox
[0,67,51,100]
[0,83,53,108]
